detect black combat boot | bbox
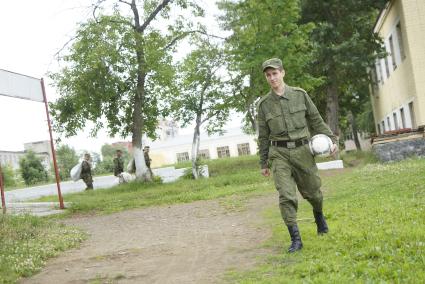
[287,224,303,253]
[313,211,329,235]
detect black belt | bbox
[270,139,308,149]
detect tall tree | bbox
[218,0,321,133]
[0,164,17,187]
[301,0,387,137]
[170,39,229,179]
[55,144,79,179]
[50,0,204,181]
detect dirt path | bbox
[21,194,275,284]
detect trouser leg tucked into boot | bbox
[287,224,303,253]
[313,211,328,235]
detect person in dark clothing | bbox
[80,153,93,190]
[113,150,124,177]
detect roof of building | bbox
[373,0,394,33]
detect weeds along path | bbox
[21,194,275,284]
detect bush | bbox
[0,165,17,187]
[93,159,114,175]
[179,158,207,180]
[19,151,48,186]
[55,145,79,179]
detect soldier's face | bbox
[264,68,285,88]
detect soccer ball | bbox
[309,134,333,156]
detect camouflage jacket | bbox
[113,157,124,176]
[80,160,92,178]
[257,85,335,169]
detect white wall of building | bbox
[146,128,257,167]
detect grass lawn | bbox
[37,155,275,215]
[226,157,425,283]
[0,214,85,283]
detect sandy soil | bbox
[20,194,276,284]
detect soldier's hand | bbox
[261,168,270,177]
[330,143,338,156]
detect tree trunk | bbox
[247,70,257,134]
[348,111,362,151]
[191,115,201,179]
[326,83,340,136]
[132,44,150,181]
[246,104,257,134]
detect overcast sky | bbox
[0,0,235,154]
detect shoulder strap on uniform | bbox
[291,86,307,94]
[256,92,271,107]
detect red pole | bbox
[40,78,64,209]
[0,165,6,213]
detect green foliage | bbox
[100,144,130,161]
[227,158,425,283]
[49,13,170,139]
[0,165,17,187]
[55,144,79,180]
[49,1,206,142]
[301,0,387,132]
[93,143,131,175]
[218,0,321,132]
[50,1,207,179]
[0,214,85,283]
[180,158,207,180]
[171,39,230,134]
[19,151,48,186]
[93,160,114,175]
[356,99,376,134]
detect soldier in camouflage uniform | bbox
[143,146,153,177]
[257,58,337,253]
[113,150,124,177]
[80,153,93,190]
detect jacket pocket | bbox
[266,112,286,135]
[289,104,307,129]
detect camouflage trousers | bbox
[82,175,93,190]
[269,144,323,226]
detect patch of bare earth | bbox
[20,194,276,284]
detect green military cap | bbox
[262,58,283,72]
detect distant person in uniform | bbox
[257,58,337,253]
[113,149,124,177]
[81,153,93,190]
[144,146,153,177]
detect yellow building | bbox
[370,0,425,134]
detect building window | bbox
[217,146,230,158]
[376,61,383,84]
[237,143,251,156]
[176,152,189,163]
[409,102,416,128]
[389,35,397,70]
[400,107,406,128]
[377,124,381,135]
[381,121,385,133]
[198,149,210,159]
[396,22,406,61]
[384,55,390,78]
[387,117,391,131]
[393,112,399,130]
